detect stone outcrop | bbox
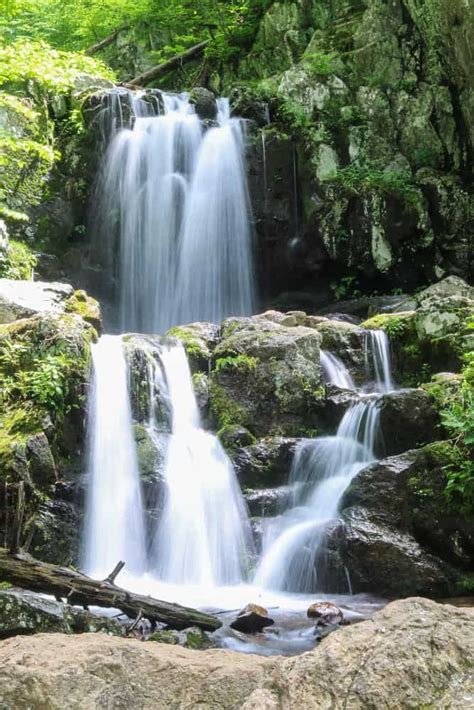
[0,598,472,708]
[336,441,474,596]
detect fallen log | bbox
[0,549,221,632]
[86,26,129,55]
[126,40,209,87]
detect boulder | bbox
[416,275,474,303]
[0,599,472,708]
[309,319,367,383]
[232,437,299,489]
[0,279,73,324]
[244,486,293,517]
[340,508,455,597]
[209,315,323,437]
[188,87,217,120]
[377,388,441,455]
[339,442,474,594]
[218,424,256,452]
[0,589,124,640]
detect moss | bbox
[454,574,474,595]
[147,630,179,645]
[0,239,37,280]
[208,380,248,430]
[215,354,259,373]
[65,290,101,331]
[361,312,415,338]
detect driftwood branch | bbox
[127,40,209,87]
[0,549,221,632]
[86,26,129,55]
[104,561,125,585]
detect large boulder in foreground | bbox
[0,598,472,708]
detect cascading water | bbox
[365,329,394,393]
[82,335,146,578]
[320,349,355,389]
[148,342,254,587]
[254,335,394,593]
[93,91,255,333]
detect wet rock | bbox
[340,442,474,575]
[232,437,299,489]
[309,319,366,383]
[377,388,440,455]
[244,486,293,517]
[218,424,256,452]
[416,276,474,304]
[230,604,275,634]
[307,601,343,626]
[65,289,102,332]
[340,508,455,598]
[166,321,220,373]
[189,87,217,120]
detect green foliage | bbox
[1,0,270,67]
[325,163,421,209]
[302,50,338,77]
[215,353,258,373]
[330,275,361,301]
[436,355,474,515]
[0,239,37,279]
[362,312,414,339]
[0,39,114,93]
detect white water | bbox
[366,329,394,393]
[94,91,254,333]
[150,343,254,586]
[320,349,355,389]
[254,336,393,592]
[82,335,146,577]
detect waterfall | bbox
[150,342,254,586]
[93,90,255,333]
[254,413,376,592]
[254,338,393,593]
[320,349,355,390]
[365,329,394,392]
[82,335,146,578]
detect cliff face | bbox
[218,0,473,305]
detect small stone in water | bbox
[307,601,343,626]
[230,603,275,634]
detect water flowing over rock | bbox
[82,335,147,577]
[253,327,393,593]
[150,342,254,586]
[92,90,255,332]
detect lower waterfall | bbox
[150,343,254,587]
[253,334,393,593]
[82,335,146,578]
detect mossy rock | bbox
[65,289,102,332]
[166,323,219,373]
[209,316,323,437]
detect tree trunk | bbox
[0,549,221,632]
[126,40,209,87]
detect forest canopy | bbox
[0,0,271,62]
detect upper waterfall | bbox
[92,89,255,333]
